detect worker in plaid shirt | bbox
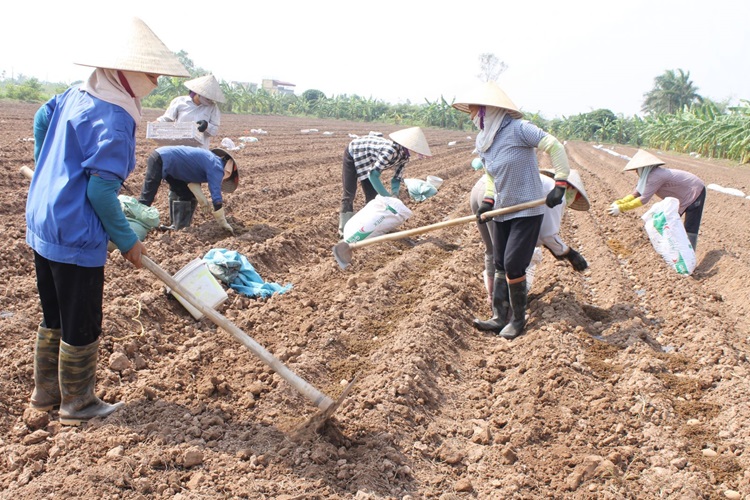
[339,127,432,237]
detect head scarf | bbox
[474,106,507,153]
[636,166,654,194]
[81,68,142,124]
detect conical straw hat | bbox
[389,127,432,157]
[540,169,590,211]
[623,149,665,171]
[452,81,523,119]
[74,17,189,77]
[186,74,226,103]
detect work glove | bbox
[546,180,567,208]
[196,120,208,132]
[608,203,621,216]
[213,207,234,234]
[390,178,401,197]
[187,183,212,216]
[476,197,495,225]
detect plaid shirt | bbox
[481,116,547,221]
[348,135,409,181]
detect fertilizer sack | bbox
[641,197,696,275]
[343,195,412,243]
[403,178,438,202]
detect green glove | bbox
[390,178,401,197]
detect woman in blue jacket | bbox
[27,17,188,425]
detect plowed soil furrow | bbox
[1,102,749,499]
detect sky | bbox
[2,0,748,119]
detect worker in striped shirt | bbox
[339,127,432,237]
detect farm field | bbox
[1,100,750,499]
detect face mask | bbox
[565,187,578,206]
[121,71,158,98]
[199,96,214,106]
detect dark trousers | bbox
[489,214,544,280]
[138,151,194,207]
[34,251,104,346]
[682,187,706,234]
[341,149,377,213]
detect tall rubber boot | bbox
[59,339,123,426]
[171,200,196,230]
[30,325,62,410]
[338,211,354,238]
[482,270,494,305]
[473,272,510,332]
[687,233,698,251]
[498,279,528,339]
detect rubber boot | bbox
[473,272,510,332]
[59,339,123,426]
[498,279,528,339]
[562,248,588,271]
[687,233,698,251]
[338,211,354,238]
[170,200,196,230]
[30,325,62,410]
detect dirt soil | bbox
[1,101,749,499]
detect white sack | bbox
[641,197,696,275]
[343,195,412,243]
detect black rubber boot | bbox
[170,199,197,230]
[30,325,62,411]
[563,248,588,271]
[473,272,510,332]
[59,340,123,426]
[498,279,528,339]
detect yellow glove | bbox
[188,183,213,217]
[213,207,234,234]
[618,197,643,212]
[614,194,635,205]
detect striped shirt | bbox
[348,135,409,181]
[481,116,547,221]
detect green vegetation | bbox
[2,63,748,164]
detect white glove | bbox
[213,207,234,234]
[188,183,213,217]
[608,203,621,216]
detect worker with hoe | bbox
[470,158,590,304]
[339,127,432,237]
[26,17,189,425]
[157,74,225,149]
[453,81,571,340]
[137,145,239,233]
[608,149,706,250]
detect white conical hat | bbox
[389,127,432,156]
[74,17,189,77]
[185,74,226,103]
[540,169,590,211]
[624,150,665,171]
[452,81,523,119]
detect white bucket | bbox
[426,175,443,189]
[167,258,228,320]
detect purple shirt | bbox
[634,167,705,213]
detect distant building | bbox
[262,79,296,95]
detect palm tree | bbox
[642,69,703,115]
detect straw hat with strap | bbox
[186,74,226,103]
[623,150,665,171]
[540,169,590,211]
[74,17,189,77]
[452,81,523,119]
[389,127,432,157]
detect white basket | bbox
[146,122,204,147]
[167,259,228,320]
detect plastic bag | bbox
[118,195,160,229]
[343,195,412,243]
[526,247,544,292]
[641,197,696,275]
[403,178,438,202]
